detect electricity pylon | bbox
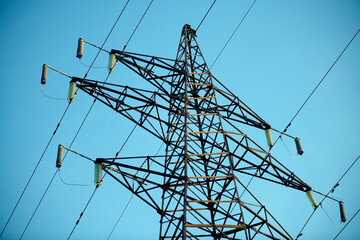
[69,24,312,239]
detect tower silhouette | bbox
[71,24,311,240]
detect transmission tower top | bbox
[43,24,331,240]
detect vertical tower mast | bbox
[159,24,288,240]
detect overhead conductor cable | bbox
[15,2,132,239]
[66,1,158,238]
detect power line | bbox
[18,71,110,239]
[67,123,137,240]
[79,58,107,69]
[122,0,154,51]
[0,103,70,238]
[238,27,360,208]
[18,95,100,237]
[272,27,360,147]
[1,1,132,236]
[5,0,151,237]
[40,87,67,100]
[320,205,340,227]
[13,1,133,237]
[83,0,130,79]
[209,0,257,70]
[67,187,99,240]
[333,208,360,239]
[18,169,59,240]
[65,1,156,236]
[196,0,217,32]
[334,155,360,185]
[276,30,360,239]
[66,123,137,239]
[286,28,360,129]
[295,154,360,239]
[61,123,137,240]
[107,196,134,240]
[106,143,163,239]
[58,169,95,186]
[280,136,297,160]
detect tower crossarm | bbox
[111,50,186,93]
[72,77,178,142]
[98,155,293,240]
[98,154,189,218]
[105,50,271,134]
[99,156,185,182]
[213,84,271,130]
[224,132,311,192]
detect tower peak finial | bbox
[183,24,197,37]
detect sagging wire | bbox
[79,58,107,69]
[333,208,360,239]
[18,139,99,239]
[58,170,95,187]
[40,88,67,100]
[320,204,341,227]
[280,136,298,160]
[3,62,74,238]
[57,145,96,187]
[66,124,137,240]
[295,154,360,239]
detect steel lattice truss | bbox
[71,24,312,240]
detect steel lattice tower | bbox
[69,24,312,239]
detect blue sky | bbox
[0,0,359,239]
